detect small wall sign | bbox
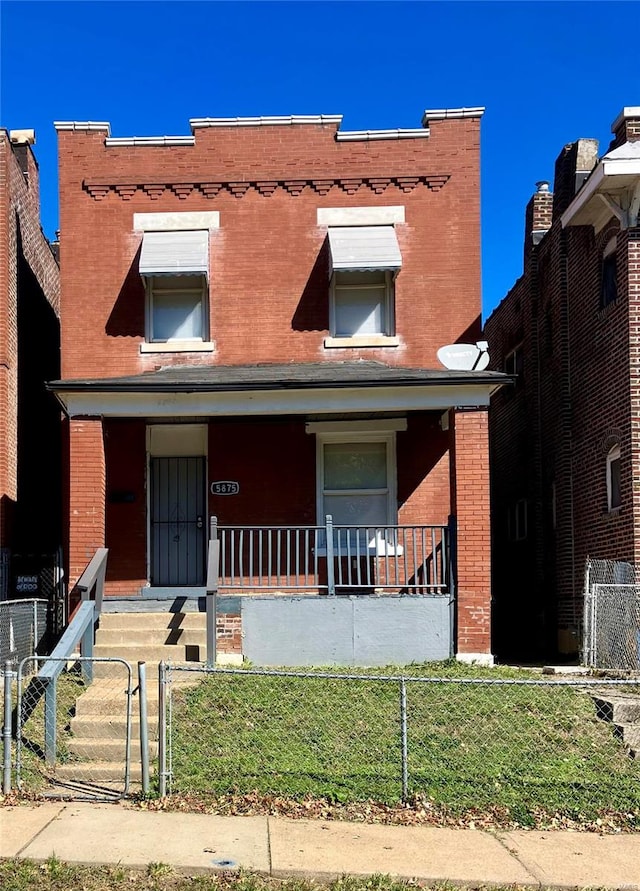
[16,575,38,593]
[210,481,240,496]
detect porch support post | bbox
[451,408,493,664]
[68,418,106,590]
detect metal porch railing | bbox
[210,516,452,596]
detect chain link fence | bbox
[0,599,48,668]
[161,664,640,824]
[584,559,640,670]
[10,656,137,799]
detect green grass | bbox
[8,669,88,790]
[169,663,640,824]
[0,860,536,891]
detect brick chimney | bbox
[524,181,554,263]
[609,106,640,150]
[552,138,599,218]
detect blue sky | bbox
[0,0,636,318]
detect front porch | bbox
[51,361,504,663]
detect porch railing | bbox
[210,516,452,595]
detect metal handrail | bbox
[211,517,451,596]
[22,549,109,763]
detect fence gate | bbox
[16,656,135,799]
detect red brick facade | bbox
[486,107,640,660]
[0,130,60,554]
[56,111,498,659]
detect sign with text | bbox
[210,481,240,496]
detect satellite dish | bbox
[437,341,490,371]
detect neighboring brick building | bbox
[0,129,61,595]
[485,107,640,662]
[50,109,506,665]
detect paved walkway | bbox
[1,801,640,888]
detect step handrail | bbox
[24,548,109,762]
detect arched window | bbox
[606,444,621,511]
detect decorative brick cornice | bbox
[82,174,451,201]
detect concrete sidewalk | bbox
[1,801,639,888]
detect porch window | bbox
[316,432,399,556]
[323,440,390,526]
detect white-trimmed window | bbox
[139,228,211,347]
[308,422,404,551]
[606,444,621,511]
[325,225,401,347]
[331,270,394,338]
[146,274,207,342]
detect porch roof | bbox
[48,361,512,418]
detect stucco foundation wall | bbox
[242,595,451,666]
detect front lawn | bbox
[168,664,640,827]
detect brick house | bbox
[0,129,61,597]
[485,106,640,662]
[50,109,506,666]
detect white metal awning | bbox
[327,226,402,273]
[139,230,209,276]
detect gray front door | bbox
[150,456,206,586]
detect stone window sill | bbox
[324,335,400,349]
[140,340,216,354]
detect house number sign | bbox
[210,481,240,495]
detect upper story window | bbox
[332,270,394,337]
[606,444,621,512]
[146,274,207,341]
[139,228,213,350]
[507,498,528,541]
[504,343,524,386]
[324,225,401,348]
[600,237,618,309]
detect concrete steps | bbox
[592,691,640,758]
[62,608,234,789]
[53,760,143,784]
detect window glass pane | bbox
[324,493,388,527]
[324,442,387,489]
[152,290,203,340]
[334,287,385,335]
[333,271,387,337]
[610,455,621,509]
[601,254,617,308]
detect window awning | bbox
[139,230,209,277]
[327,226,402,273]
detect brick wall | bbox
[451,409,491,656]
[0,132,59,548]
[68,418,106,584]
[100,412,453,596]
[57,118,482,380]
[486,120,640,659]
